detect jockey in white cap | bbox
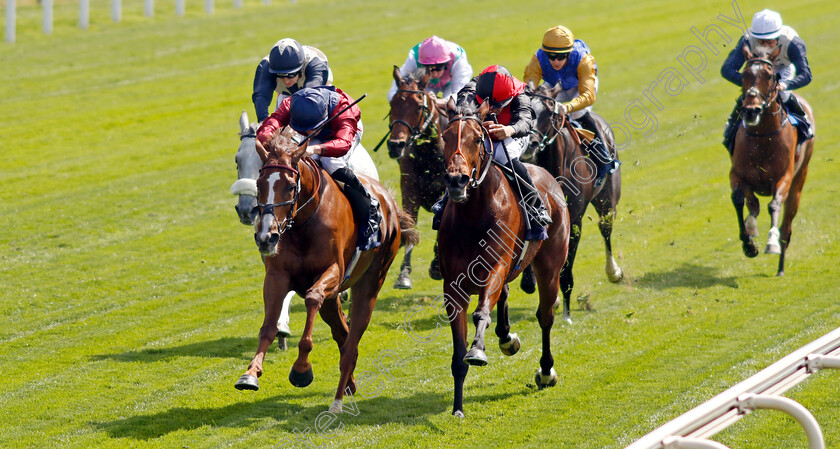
[721,9,813,154]
[387,36,473,111]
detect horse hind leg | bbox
[393,244,414,289]
[592,179,623,283]
[776,164,810,276]
[558,220,583,324]
[494,285,520,356]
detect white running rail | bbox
[627,326,840,449]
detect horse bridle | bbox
[527,92,567,154]
[256,158,322,235]
[448,114,492,188]
[743,58,782,117]
[374,88,437,154]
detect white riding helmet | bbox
[749,9,783,40]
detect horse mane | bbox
[267,129,299,157]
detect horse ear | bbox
[477,101,491,121]
[393,65,403,85]
[239,110,250,134]
[742,44,753,60]
[445,97,458,120]
[526,80,535,92]
[255,138,270,164]
[418,69,431,90]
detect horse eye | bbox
[287,185,296,193]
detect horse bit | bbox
[374,88,436,153]
[527,92,567,154]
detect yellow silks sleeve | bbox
[523,55,543,86]
[564,53,597,113]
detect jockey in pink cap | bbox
[387,36,473,110]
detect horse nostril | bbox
[268,233,280,246]
[445,173,470,189]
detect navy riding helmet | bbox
[269,38,305,74]
[289,88,331,132]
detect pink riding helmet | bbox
[418,36,451,65]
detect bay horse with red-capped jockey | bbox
[730,45,814,276]
[438,102,570,417]
[234,128,419,414]
[381,66,446,289]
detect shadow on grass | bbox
[636,263,739,289]
[94,387,528,440]
[91,337,256,362]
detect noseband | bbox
[257,159,321,235]
[448,115,492,188]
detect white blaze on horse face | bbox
[257,172,283,237]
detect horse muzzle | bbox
[387,139,406,159]
[444,173,470,202]
[254,231,280,256]
[742,106,761,126]
[235,195,259,225]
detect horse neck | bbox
[457,165,507,220]
[292,158,324,224]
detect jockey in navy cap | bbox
[256,86,381,251]
[721,9,814,154]
[252,38,333,123]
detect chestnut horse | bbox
[383,66,446,289]
[731,46,814,276]
[439,102,570,417]
[524,84,623,322]
[234,129,419,414]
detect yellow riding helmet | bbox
[542,25,574,53]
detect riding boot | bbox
[577,112,619,188]
[722,96,743,155]
[331,167,381,251]
[782,93,814,141]
[510,158,551,241]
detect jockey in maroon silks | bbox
[257,86,381,251]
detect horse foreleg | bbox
[464,280,503,367]
[290,267,341,388]
[765,177,791,255]
[495,285,520,356]
[731,185,759,258]
[533,258,561,389]
[744,193,760,239]
[447,292,470,418]
[275,291,294,350]
[235,273,289,391]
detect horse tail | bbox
[397,208,420,248]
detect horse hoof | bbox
[394,273,412,290]
[777,270,785,277]
[464,348,488,366]
[329,399,343,414]
[499,333,520,356]
[607,267,624,283]
[562,314,573,325]
[743,241,759,258]
[534,367,558,389]
[234,374,259,391]
[765,244,781,255]
[452,410,465,419]
[289,367,314,388]
[277,335,287,351]
[553,297,561,310]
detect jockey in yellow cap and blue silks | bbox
[387,36,473,110]
[720,9,813,154]
[524,25,618,187]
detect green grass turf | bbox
[2,0,840,447]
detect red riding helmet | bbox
[475,65,526,108]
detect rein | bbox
[373,88,437,153]
[449,115,492,188]
[257,158,323,234]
